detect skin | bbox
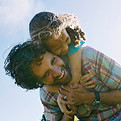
[40,29,71,92]
[42,28,84,92]
[31,51,121,120]
[31,23,95,119]
[31,51,95,120]
[45,29,71,55]
[41,28,82,93]
[42,28,94,118]
[31,51,71,86]
[59,83,95,106]
[58,83,121,106]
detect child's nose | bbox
[61,45,68,55]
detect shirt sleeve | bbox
[96,52,121,90]
[81,46,121,90]
[67,40,86,56]
[40,88,63,121]
[43,104,63,121]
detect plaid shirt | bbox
[40,46,121,121]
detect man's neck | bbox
[44,78,79,93]
[44,85,60,93]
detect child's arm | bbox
[68,48,95,89]
[68,48,82,84]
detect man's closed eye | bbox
[51,56,56,65]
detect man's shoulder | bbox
[40,87,58,104]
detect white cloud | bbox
[0,0,45,35]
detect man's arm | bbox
[100,90,121,105]
[58,84,121,106]
[84,88,121,106]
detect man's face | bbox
[31,51,71,86]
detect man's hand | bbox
[58,83,95,106]
[57,95,77,119]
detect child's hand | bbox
[79,74,95,89]
[57,95,77,119]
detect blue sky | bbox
[1,0,121,121]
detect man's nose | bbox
[50,65,61,77]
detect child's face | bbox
[44,29,71,55]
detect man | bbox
[4,41,121,121]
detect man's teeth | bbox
[58,70,64,80]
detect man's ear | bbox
[37,83,44,88]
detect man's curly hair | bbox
[29,11,86,47]
[4,41,46,90]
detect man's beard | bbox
[52,55,72,86]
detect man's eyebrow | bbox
[35,55,44,66]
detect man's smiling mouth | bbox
[57,68,65,80]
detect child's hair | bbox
[29,11,86,46]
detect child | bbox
[29,11,95,90]
[29,11,95,118]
